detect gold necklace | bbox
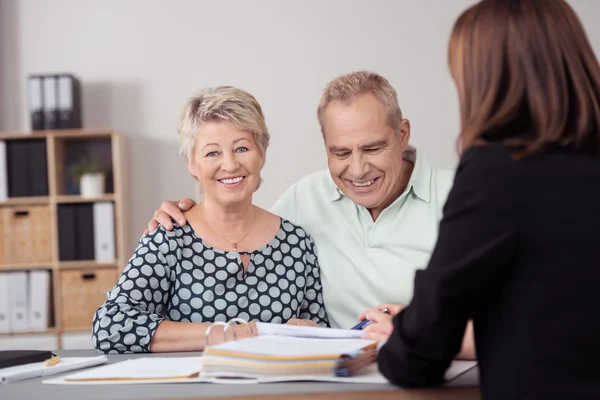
[199,205,257,252]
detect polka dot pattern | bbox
[92,219,328,354]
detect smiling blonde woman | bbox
[92,86,328,354]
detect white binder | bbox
[42,76,58,129]
[8,272,28,332]
[0,140,7,200]
[28,270,50,331]
[57,76,73,113]
[93,201,116,262]
[0,273,10,333]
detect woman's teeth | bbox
[220,177,244,184]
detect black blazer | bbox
[379,144,600,400]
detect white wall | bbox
[2,0,600,253]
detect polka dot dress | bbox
[92,219,329,353]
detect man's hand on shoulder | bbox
[143,198,196,236]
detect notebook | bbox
[1,355,108,384]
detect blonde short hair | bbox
[317,70,403,136]
[178,86,270,163]
[177,86,270,196]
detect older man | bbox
[147,71,474,358]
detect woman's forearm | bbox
[149,320,257,352]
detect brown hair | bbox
[449,0,600,156]
[317,71,403,137]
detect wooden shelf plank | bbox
[58,260,118,270]
[0,131,49,140]
[0,263,53,271]
[50,129,115,139]
[0,129,115,140]
[0,328,57,337]
[61,327,92,334]
[55,194,115,204]
[0,196,50,206]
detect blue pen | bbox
[351,307,390,330]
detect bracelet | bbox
[204,321,228,347]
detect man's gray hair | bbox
[317,70,403,136]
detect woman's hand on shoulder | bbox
[143,198,196,236]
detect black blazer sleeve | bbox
[378,145,518,387]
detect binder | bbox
[42,76,58,130]
[27,76,44,131]
[200,319,376,378]
[7,272,28,333]
[75,204,95,260]
[6,141,30,197]
[0,273,10,333]
[27,270,50,331]
[57,75,82,129]
[93,202,115,262]
[28,139,48,196]
[0,141,7,201]
[59,204,96,260]
[58,205,76,261]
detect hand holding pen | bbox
[353,304,406,342]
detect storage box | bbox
[60,268,117,330]
[0,205,52,265]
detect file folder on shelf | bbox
[8,272,28,333]
[27,76,44,131]
[27,270,50,331]
[0,141,7,201]
[42,76,58,130]
[0,274,10,333]
[93,202,115,262]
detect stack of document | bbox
[201,335,377,378]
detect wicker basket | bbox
[60,268,118,330]
[0,205,52,265]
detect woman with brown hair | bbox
[378,0,600,398]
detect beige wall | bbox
[1,0,600,254]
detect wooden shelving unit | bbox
[0,129,129,346]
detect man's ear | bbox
[399,118,411,144]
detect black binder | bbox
[58,205,77,261]
[0,350,52,369]
[28,139,48,196]
[75,204,95,260]
[6,141,30,197]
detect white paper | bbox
[255,322,362,339]
[57,357,203,381]
[208,335,374,358]
[43,357,478,386]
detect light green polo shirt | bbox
[270,148,455,328]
